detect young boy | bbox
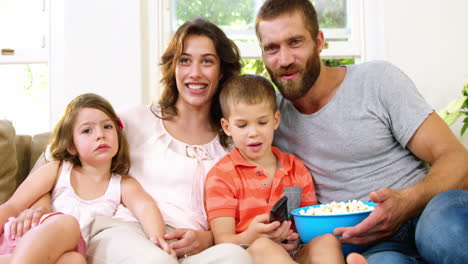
[205,75,367,264]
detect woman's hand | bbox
[152,237,177,259]
[9,206,49,238]
[164,228,213,257]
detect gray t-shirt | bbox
[274,60,433,203]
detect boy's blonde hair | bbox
[49,93,130,174]
[219,74,277,119]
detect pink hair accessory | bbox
[117,118,124,130]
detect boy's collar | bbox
[230,147,294,173]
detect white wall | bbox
[380,0,468,146]
[49,0,142,125]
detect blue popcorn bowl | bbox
[291,202,375,256]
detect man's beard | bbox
[267,48,321,101]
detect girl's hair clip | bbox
[117,117,124,130]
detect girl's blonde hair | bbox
[49,93,130,174]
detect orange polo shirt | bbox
[205,147,317,233]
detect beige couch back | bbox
[15,133,50,184]
[0,119,49,203]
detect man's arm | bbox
[335,112,468,244]
[404,112,468,216]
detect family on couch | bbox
[1,0,467,263]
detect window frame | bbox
[0,0,50,134]
[0,0,49,64]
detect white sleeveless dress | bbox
[51,161,121,242]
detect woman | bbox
[11,18,252,264]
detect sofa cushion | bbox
[0,120,18,204]
[31,132,50,168]
[14,132,50,185]
[15,134,32,186]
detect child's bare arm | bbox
[0,161,60,233]
[120,176,176,258]
[210,214,291,245]
[120,176,165,239]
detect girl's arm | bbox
[120,176,166,241]
[210,214,290,245]
[0,161,60,233]
[120,176,176,258]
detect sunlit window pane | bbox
[0,64,49,135]
[172,0,348,43]
[313,0,347,29]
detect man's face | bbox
[258,12,322,100]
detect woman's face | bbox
[175,34,222,109]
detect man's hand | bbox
[334,188,411,244]
[9,206,48,239]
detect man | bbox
[255,0,468,263]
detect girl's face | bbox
[175,34,222,109]
[68,107,119,167]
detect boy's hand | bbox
[151,237,177,259]
[245,214,293,243]
[266,220,293,243]
[279,232,300,254]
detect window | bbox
[155,0,361,80]
[148,0,363,99]
[0,0,49,135]
[169,0,361,60]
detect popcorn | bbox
[299,200,374,215]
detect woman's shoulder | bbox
[117,104,164,136]
[117,104,151,121]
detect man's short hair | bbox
[255,0,319,43]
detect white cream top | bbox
[113,105,229,230]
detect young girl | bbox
[0,93,175,264]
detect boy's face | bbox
[221,101,280,163]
